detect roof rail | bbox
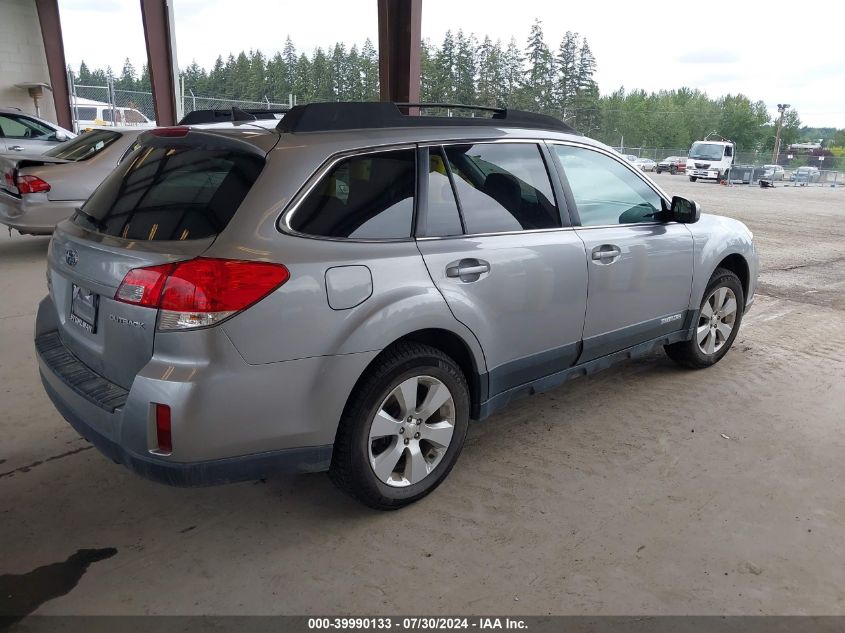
[179,107,290,126]
[276,102,579,135]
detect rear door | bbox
[416,142,587,397]
[551,143,693,362]
[46,130,266,388]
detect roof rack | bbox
[179,107,290,126]
[276,102,579,135]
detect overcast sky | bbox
[58,0,845,127]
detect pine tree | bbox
[118,58,136,91]
[293,53,312,103]
[555,32,579,118]
[502,37,523,108]
[248,49,267,100]
[345,44,363,101]
[453,30,477,106]
[77,61,92,85]
[524,20,553,111]
[360,38,379,100]
[433,30,456,103]
[331,43,347,100]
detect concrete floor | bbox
[1,174,844,616]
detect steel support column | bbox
[34,0,72,130]
[377,0,422,103]
[140,0,178,126]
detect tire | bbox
[689,176,697,182]
[665,268,745,369]
[329,342,470,510]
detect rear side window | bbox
[73,107,96,120]
[423,147,463,237]
[73,143,264,241]
[290,149,415,239]
[443,143,560,234]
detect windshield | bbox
[44,130,120,161]
[689,143,725,161]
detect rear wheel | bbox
[689,176,697,182]
[665,268,744,369]
[329,342,470,510]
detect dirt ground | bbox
[1,174,844,616]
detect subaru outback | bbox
[35,102,758,509]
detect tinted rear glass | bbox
[73,142,264,241]
[44,130,120,161]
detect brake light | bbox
[16,174,51,194]
[115,258,290,330]
[155,403,172,454]
[150,126,189,137]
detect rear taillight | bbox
[16,175,50,194]
[155,403,172,454]
[115,258,290,330]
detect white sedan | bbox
[634,158,657,172]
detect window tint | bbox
[102,109,122,123]
[0,114,53,139]
[554,145,663,226]
[73,107,97,120]
[73,143,264,241]
[290,149,415,239]
[44,130,120,161]
[423,148,463,237]
[443,143,559,234]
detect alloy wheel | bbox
[697,286,738,355]
[368,375,456,487]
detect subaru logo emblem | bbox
[65,249,79,267]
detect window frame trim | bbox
[278,143,419,243]
[546,139,674,229]
[415,138,571,239]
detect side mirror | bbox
[670,196,701,224]
[54,131,68,142]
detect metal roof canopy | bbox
[36,0,424,128]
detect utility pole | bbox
[772,103,790,164]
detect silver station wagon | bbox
[35,102,758,509]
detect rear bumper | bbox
[0,190,80,234]
[40,370,332,486]
[35,292,376,486]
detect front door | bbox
[416,142,588,397]
[551,143,694,362]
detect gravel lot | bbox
[1,174,844,617]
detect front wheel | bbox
[670,165,677,175]
[689,176,697,182]
[665,268,744,369]
[329,342,470,510]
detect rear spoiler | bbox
[178,107,289,126]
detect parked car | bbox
[35,102,758,509]
[0,127,144,235]
[72,101,156,129]
[634,157,657,172]
[621,153,638,163]
[0,106,76,154]
[761,164,784,181]
[655,156,685,174]
[790,166,821,183]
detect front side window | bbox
[443,143,559,234]
[554,145,663,226]
[0,114,54,140]
[290,149,415,239]
[44,130,120,161]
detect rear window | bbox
[45,130,120,161]
[73,142,264,241]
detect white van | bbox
[71,101,156,131]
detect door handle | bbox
[591,245,622,262]
[9,146,25,152]
[446,259,490,282]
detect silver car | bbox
[0,128,143,235]
[35,102,759,509]
[0,106,76,154]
